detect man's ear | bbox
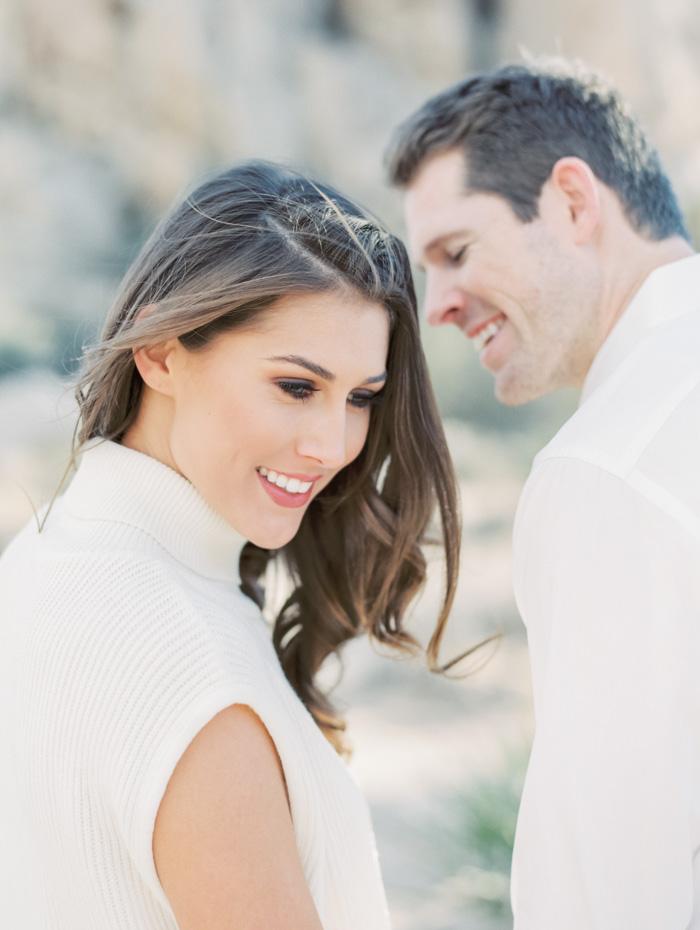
[132,338,181,396]
[546,156,600,245]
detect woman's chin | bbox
[239,517,303,551]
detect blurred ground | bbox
[337,420,534,930]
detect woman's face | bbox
[128,290,390,549]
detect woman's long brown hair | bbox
[74,161,461,753]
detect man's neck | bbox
[596,234,694,356]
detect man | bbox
[387,60,700,928]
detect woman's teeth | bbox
[258,467,313,494]
[472,318,504,353]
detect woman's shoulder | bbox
[9,504,273,697]
[52,547,269,670]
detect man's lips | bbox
[467,314,507,354]
[466,313,506,340]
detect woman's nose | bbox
[295,408,348,470]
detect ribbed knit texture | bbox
[0,441,391,929]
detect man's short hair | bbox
[386,59,689,242]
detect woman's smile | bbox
[257,466,319,492]
[257,468,318,508]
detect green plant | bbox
[436,750,530,920]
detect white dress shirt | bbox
[511,254,700,928]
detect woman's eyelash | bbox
[277,380,383,409]
[348,390,384,409]
[277,380,318,402]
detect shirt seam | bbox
[524,453,700,544]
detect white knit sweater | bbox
[0,441,391,930]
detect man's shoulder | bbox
[536,308,700,479]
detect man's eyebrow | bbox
[267,355,387,385]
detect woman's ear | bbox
[544,156,600,246]
[132,339,181,396]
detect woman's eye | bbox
[277,380,318,402]
[348,390,383,410]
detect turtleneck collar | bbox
[62,440,248,583]
[581,253,700,404]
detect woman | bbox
[0,161,460,929]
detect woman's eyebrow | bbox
[266,354,335,381]
[267,354,387,385]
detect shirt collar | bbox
[62,440,248,583]
[581,253,700,403]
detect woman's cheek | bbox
[347,413,371,464]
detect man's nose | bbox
[424,275,468,328]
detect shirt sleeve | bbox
[511,456,700,929]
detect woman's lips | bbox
[257,471,316,509]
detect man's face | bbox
[404,148,601,405]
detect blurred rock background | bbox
[1,1,699,927]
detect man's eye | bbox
[278,380,318,402]
[447,246,467,265]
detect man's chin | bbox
[494,370,548,407]
[494,390,527,407]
